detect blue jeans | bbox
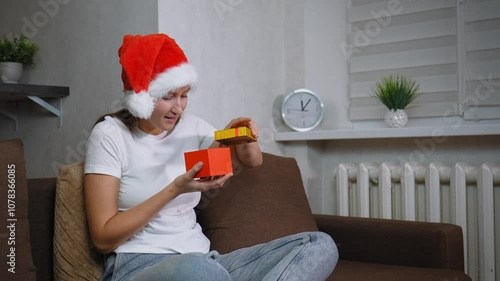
[101,231,338,281]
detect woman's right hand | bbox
[170,162,233,195]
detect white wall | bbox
[157,0,289,156]
[305,0,350,130]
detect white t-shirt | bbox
[84,113,216,254]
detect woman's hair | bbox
[93,108,138,128]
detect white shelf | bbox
[274,124,500,141]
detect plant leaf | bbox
[371,75,420,110]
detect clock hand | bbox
[288,108,308,113]
[303,98,311,110]
[300,100,304,111]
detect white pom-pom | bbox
[122,90,155,119]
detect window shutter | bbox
[462,0,500,120]
[347,0,461,120]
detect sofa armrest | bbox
[314,214,465,271]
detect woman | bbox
[84,33,338,281]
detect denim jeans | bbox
[101,231,338,281]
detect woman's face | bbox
[138,85,190,135]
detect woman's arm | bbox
[84,174,177,253]
[234,140,262,168]
[84,162,232,254]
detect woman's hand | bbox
[170,162,233,196]
[215,117,263,172]
[222,117,259,141]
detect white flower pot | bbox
[385,109,408,128]
[0,62,24,83]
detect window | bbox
[346,0,500,121]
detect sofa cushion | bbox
[314,214,466,270]
[0,138,36,280]
[330,260,471,281]
[53,161,103,280]
[197,153,319,254]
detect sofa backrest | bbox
[27,178,57,281]
[197,152,319,254]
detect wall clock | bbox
[281,88,324,132]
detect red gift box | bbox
[184,147,233,178]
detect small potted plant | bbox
[372,75,420,128]
[0,34,39,83]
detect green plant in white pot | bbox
[372,75,420,128]
[0,34,39,83]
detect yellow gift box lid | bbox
[214,126,256,145]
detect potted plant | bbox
[0,34,39,83]
[372,75,420,128]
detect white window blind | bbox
[347,0,500,121]
[462,0,500,120]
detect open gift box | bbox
[184,147,233,178]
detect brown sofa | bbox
[1,138,471,281]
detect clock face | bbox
[281,89,324,132]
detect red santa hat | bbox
[118,34,197,119]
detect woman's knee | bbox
[310,232,339,267]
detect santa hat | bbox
[118,34,197,119]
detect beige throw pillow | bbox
[53,161,103,280]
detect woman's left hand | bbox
[219,117,263,171]
[223,117,259,140]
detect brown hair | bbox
[93,108,138,128]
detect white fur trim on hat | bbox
[122,90,155,119]
[148,63,198,99]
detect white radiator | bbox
[334,161,500,281]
